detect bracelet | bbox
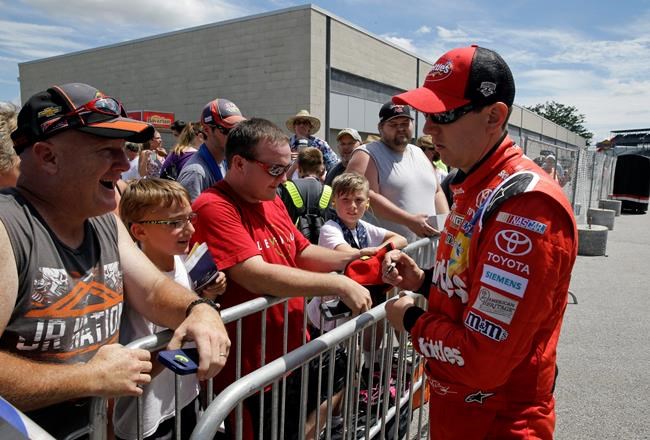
[185,297,221,317]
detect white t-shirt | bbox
[113,255,200,439]
[309,219,389,331]
[318,218,388,250]
[121,157,140,181]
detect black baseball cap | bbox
[11,83,154,154]
[379,102,414,124]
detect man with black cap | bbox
[382,46,578,439]
[178,98,245,201]
[346,101,449,244]
[0,83,230,438]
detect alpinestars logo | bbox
[465,390,495,404]
[418,337,465,366]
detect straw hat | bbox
[286,110,321,134]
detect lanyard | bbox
[198,143,224,181]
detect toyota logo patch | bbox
[495,230,532,256]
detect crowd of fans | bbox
[0,44,578,440]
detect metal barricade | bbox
[83,238,435,439]
[191,292,428,440]
[191,237,435,440]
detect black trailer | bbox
[610,154,650,213]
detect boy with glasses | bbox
[115,178,226,440]
[384,46,578,439]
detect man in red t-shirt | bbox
[191,118,371,440]
[382,46,577,439]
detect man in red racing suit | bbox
[384,45,578,439]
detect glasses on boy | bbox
[135,213,197,230]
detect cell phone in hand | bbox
[320,299,352,321]
[158,348,199,375]
[426,213,448,233]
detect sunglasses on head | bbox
[42,96,127,137]
[242,155,294,177]
[426,101,479,125]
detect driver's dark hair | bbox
[226,118,288,167]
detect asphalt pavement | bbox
[556,211,650,439]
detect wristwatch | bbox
[185,297,221,317]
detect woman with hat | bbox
[286,110,339,174]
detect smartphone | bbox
[320,299,352,321]
[426,213,448,232]
[158,348,200,375]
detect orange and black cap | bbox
[11,82,154,154]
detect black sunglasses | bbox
[426,102,478,125]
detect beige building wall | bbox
[19,8,313,136]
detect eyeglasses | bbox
[136,213,197,229]
[294,119,311,126]
[244,157,294,177]
[426,102,478,125]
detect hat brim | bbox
[286,115,321,134]
[393,87,470,115]
[219,114,246,129]
[78,118,155,143]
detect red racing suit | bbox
[409,136,577,439]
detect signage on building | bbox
[143,111,175,129]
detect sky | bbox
[1,0,650,142]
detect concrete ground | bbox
[409,211,650,439]
[555,211,650,439]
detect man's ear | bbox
[229,154,246,172]
[486,102,509,131]
[31,140,59,175]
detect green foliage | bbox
[525,101,593,145]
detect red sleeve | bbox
[192,196,260,271]
[410,192,576,389]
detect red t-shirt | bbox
[191,180,311,391]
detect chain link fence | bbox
[524,138,617,224]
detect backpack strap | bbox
[319,185,332,210]
[283,180,305,209]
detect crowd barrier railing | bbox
[192,291,428,440]
[81,237,435,440]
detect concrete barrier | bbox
[598,199,622,216]
[587,208,615,230]
[578,224,608,256]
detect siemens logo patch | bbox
[465,311,508,342]
[496,212,547,235]
[480,264,528,298]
